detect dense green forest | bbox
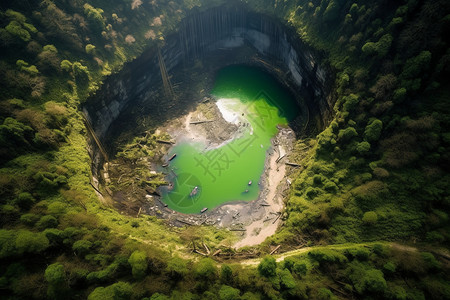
[0,0,449,299]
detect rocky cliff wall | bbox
[83,5,334,145]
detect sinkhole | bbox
[83,5,334,224]
[161,65,299,214]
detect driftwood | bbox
[90,182,103,196]
[285,162,301,167]
[230,228,246,231]
[270,245,281,255]
[276,154,286,163]
[176,218,193,225]
[156,139,175,145]
[194,249,208,256]
[272,213,281,224]
[212,249,222,256]
[136,207,142,218]
[190,120,214,125]
[203,242,210,255]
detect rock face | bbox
[83,5,334,149]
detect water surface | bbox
[161,66,298,213]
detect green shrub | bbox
[279,269,296,289]
[258,256,277,277]
[356,141,371,154]
[365,119,383,142]
[220,264,233,283]
[323,181,338,193]
[45,263,67,298]
[348,262,387,294]
[195,258,217,281]
[400,51,432,80]
[85,44,96,54]
[338,127,358,141]
[219,285,240,300]
[37,215,58,229]
[128,250,147,279]
[15,230,49,255]
[167,256,188,279]
[308,249,348,266]
[88,282,132,300]
[362,211,378,225]
[72,240,93,257]
[383,261,396,274]
[20,213,39,226]
[15,192,35,210]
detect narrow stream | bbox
[162,66,299,214]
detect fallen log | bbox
[176,218,193,225]
[156,139,175,145]
[230,228,246,231]
[212,249,222,256]
[276,154,286,163]
[203,242,210,255]
[90,182,103,196]
[270,245,281,255]
[194,249,208,256]
[285,162,301,167]
[272,213,281,224]
[190,120,214,124]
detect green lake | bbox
[161,65,299,214]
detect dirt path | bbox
[239,242,414,266]
[233,146,286,248]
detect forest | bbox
[0,0,449,299]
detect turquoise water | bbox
[161,65,298,214]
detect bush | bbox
[220,264,233,283]
[60,60,72,72]
[45,263,67,298]
[279,269,296,289]
[362,211,378,225]
[219,285,240,300]
[400,51,432,80]
[88,282,132,300]
[338,127,358,141]
[356,141,371,154]
[128,250,147,279]
[383,261,396,274]
[20,213,39,226]
[167,256,188,279]
[258,256,277,277]
[15,192,35,210]
[365,119,383,142]
[195,258,217,281]
[72,240,92,257]
[37,215,58,229]
[15,230,49,255]
[342,94,359,111]
[85,44,96,54]
[308,249,348,266]
[348,262,387,294]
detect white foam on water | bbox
[216,98,244,124]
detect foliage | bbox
[258,256,277,277]
[219,285,241,300]
[88,282,132,300]
[0,0,449,299]
[362,211,378,225]
[128,250,147,279]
